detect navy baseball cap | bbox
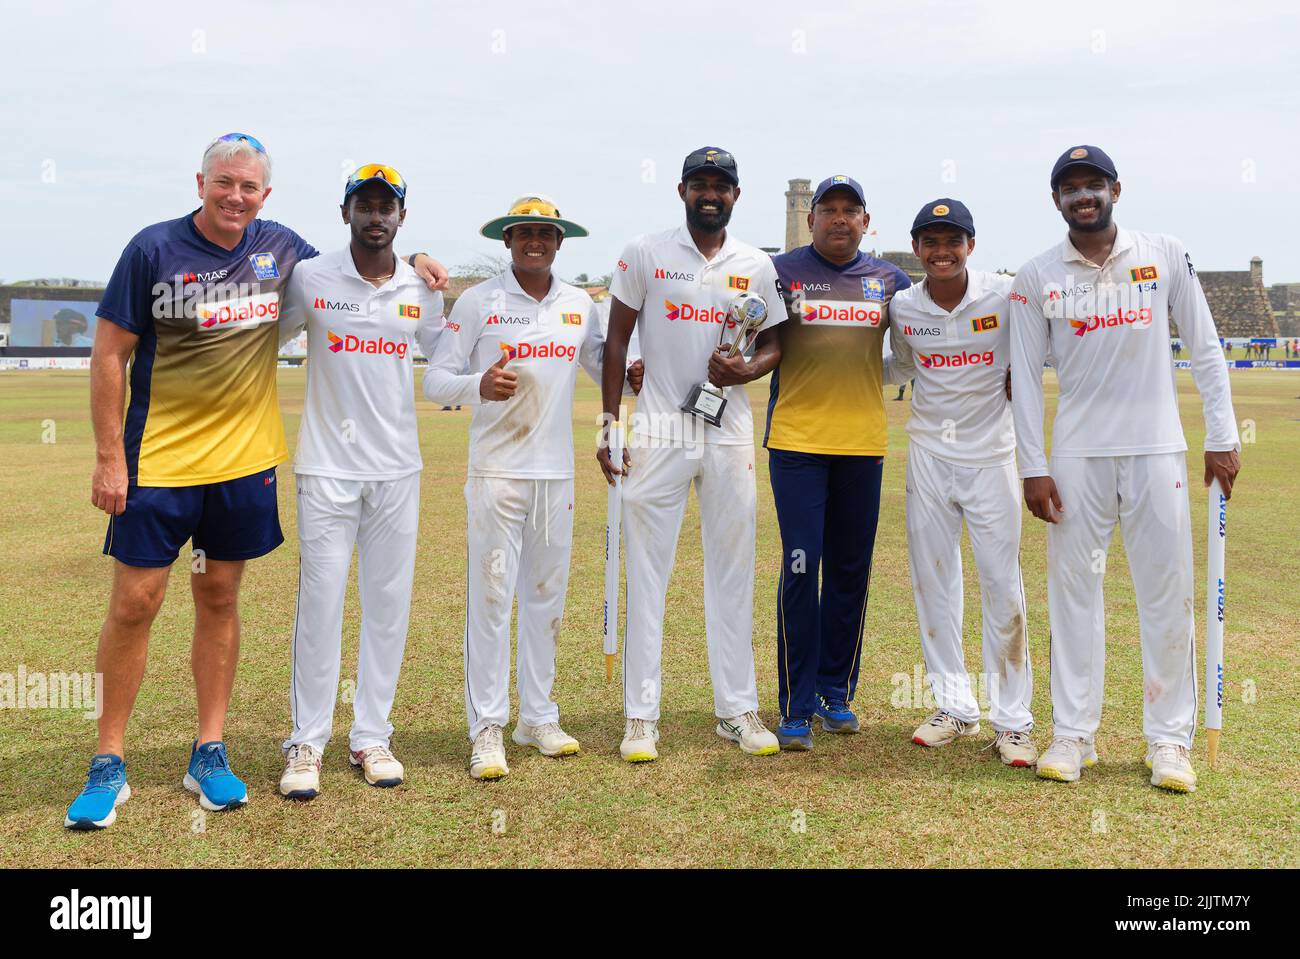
[812,174,866,208]
[1050,145,1118,189]
[911,198,975,238]
[681,147,739,186]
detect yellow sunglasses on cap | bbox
[509,197,560,217]
[480,194,589,239]
[344,164,407,202]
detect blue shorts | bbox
[103,467,284,568]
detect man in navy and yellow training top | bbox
[765,175,911,750]
[65,133,447,829]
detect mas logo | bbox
[314,297,360,312]
[654,268,696,281]
[177,269,228,283]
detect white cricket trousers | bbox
[621,441,760,722]
[1046,452,1197,747]
[284,472,420,755]
[463,475,574,741]
[906,444,1033,732]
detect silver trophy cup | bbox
[680,291,768,427]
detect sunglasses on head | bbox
[346,164,407,198]
[684,150,736,170]
[209,132,267,155]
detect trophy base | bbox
[681,383,726,427]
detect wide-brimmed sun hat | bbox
[479,194,588,239]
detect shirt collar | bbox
[187,209,251,258]
[807,243,864,273]
[1061,226,1134,268]
[674,222,736,263]
[499,264,558,304]
[917,269,989,316]
[337,248,414,289]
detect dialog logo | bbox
[916,349,995,369]
[499,341,576,361]
[1069,308,1154,337]
[326,330,408,358]
[665,300,730,325]
[801,300,882,326]
[196,292,280,330]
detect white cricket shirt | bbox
[1009,227,1238,478]
[422,268,603,479]
[887,270,1016,467]
[609,224,786,446]
[281,249,444,480]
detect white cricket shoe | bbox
[1035,736,1098,783]
[512,722,580,757]
[350,745,405,788]
[469,725,509,781]
[1147,743,1197,793]
[716,711,780,756]
[620,718,659,763]
[279,744,322,800]
[912,710,980,747]
[992,729,1038,767]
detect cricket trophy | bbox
[680,290,768,427]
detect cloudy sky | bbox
[2,0,1296,284]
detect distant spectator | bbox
[53,308,94,347]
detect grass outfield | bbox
[0,368,1296,868]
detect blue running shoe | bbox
[64,754,130,830]
[815,695,860,734]
[776,717,814,751]
[183,740,248,811]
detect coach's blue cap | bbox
[911,198,975,238]
[812,174,866,208]
[1050,145,1118,190]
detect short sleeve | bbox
[609,239,646,311]
[96,241,157,336]
[756,257,788,333]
